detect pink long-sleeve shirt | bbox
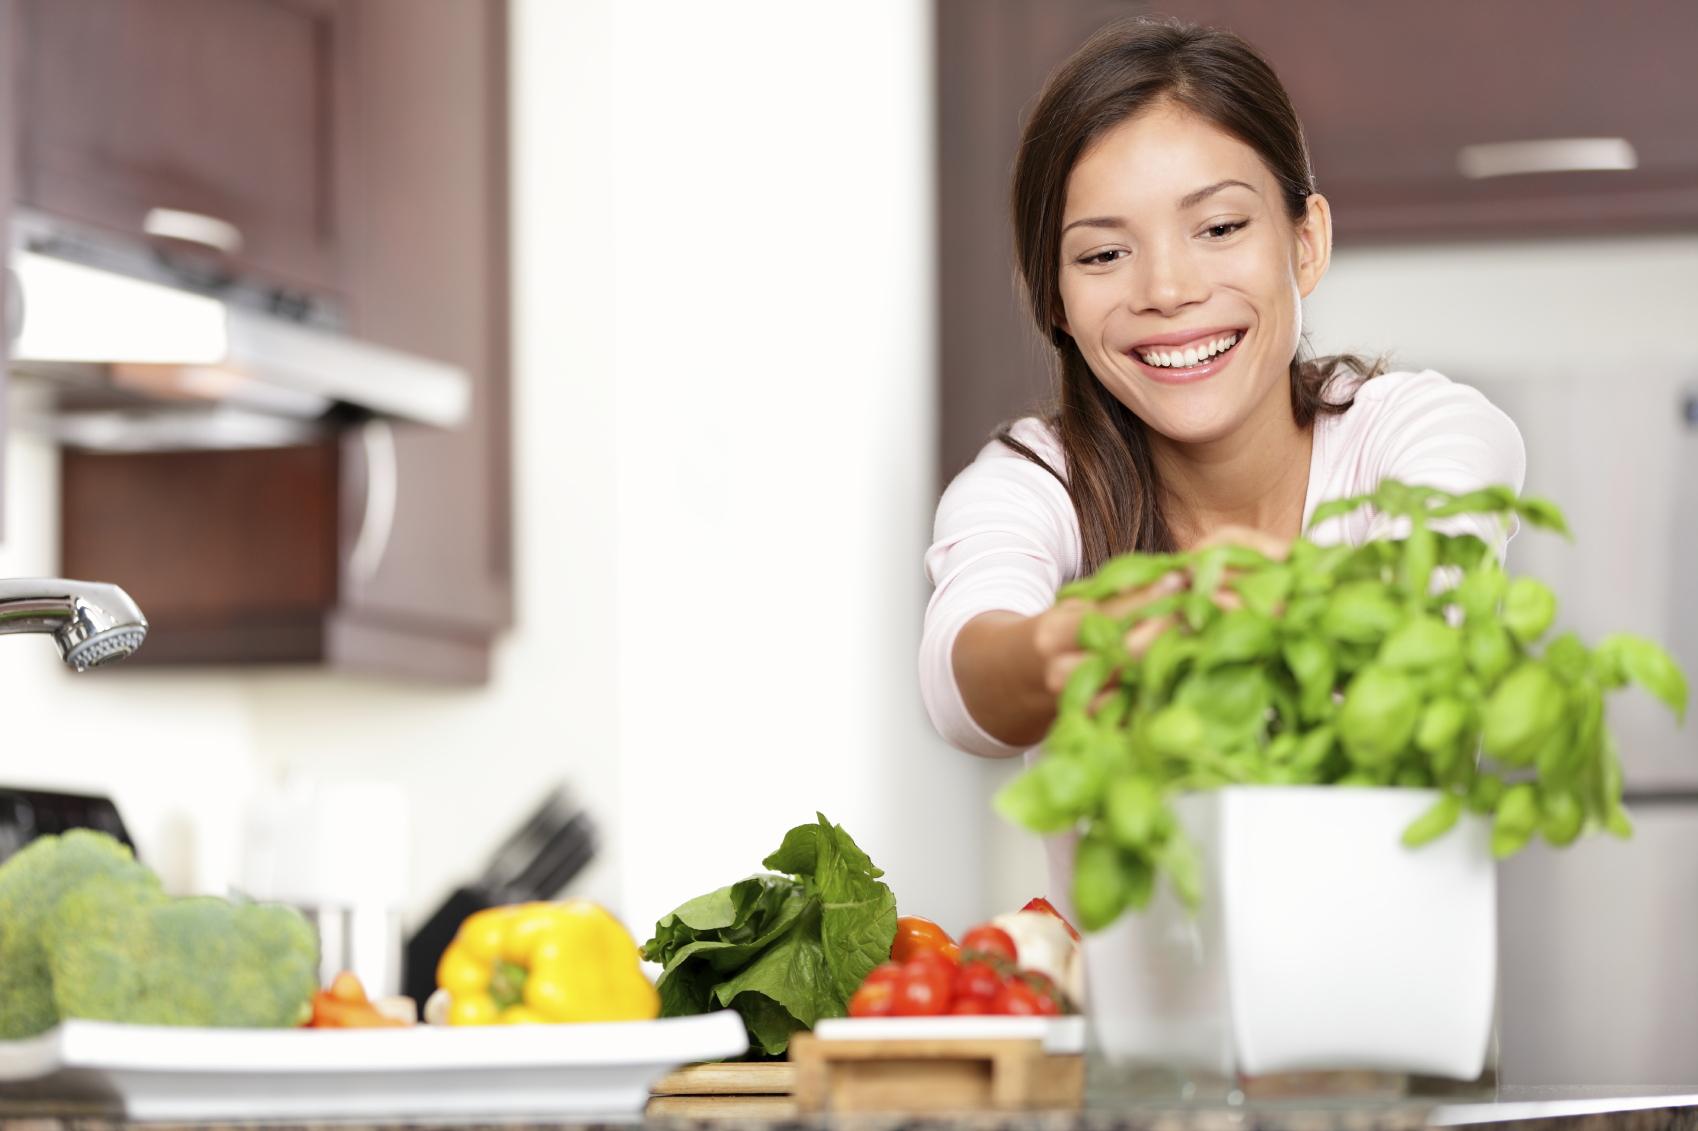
[920,370,1527,913]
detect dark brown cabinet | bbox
[62,443,341,662]
[21,0,511,683]
[19,0,349,295]
[327,0,511,681]
[1155,0,1698,243]
[937,0,1698,483]
[936,0,1143,484]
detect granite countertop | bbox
[6,1093,1698,1131]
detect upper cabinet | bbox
[1154,0,1698,243]
[19,0,349,296]
[20,0,511,683]
[328,0,512,681]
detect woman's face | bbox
[1056,102,1331,447]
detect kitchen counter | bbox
[7,1092,1698,1131]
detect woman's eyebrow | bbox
[1179,179,1255,209]
[1060,215,1124,236]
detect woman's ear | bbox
[1053,300,1072,340]
[1294,192,1332,299]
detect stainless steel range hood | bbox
[8,212,471,451]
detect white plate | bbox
[813,1015,1085,1054]
[0,1011,748,1121]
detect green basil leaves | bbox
[997,481,1688,933]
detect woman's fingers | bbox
[1194,523,1292,562]
[1033,530,1282,710]
[1212,586,1244,611]
[1032,599,1088,661]
[1044,651,1086,696]
[1124,613,1178,659]
[1100,569,1186,618]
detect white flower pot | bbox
[1083,786,1496,1081]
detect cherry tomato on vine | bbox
[993,975,1060,1016]
[956,959,1003,1004]
[960,924,1018,964]
[950,994,993,1015]
[891,916,961,964]
[891,953,957,1016]
[848,963,903,1017]
[1019,968,1069,1013]
[864,962,904,987]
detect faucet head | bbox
[0,579,148,670]
[63,622,148,670]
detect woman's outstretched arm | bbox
[952,604,1087,749]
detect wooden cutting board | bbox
[647,1061,798,1119]
[650,1062,795,1095]
[788,1032,1083,1113]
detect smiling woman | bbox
[921,18,1525,916]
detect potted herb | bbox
[995,483,1687,1082]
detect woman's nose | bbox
[1130,238,1207,316]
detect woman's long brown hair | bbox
[997,17,1380,573]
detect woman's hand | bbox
[953,571,1183,749]
[951,525,1291,749]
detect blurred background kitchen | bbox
[0,0,1693,1089]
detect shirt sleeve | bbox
[1312,370,1528,554]
[920,424,1080,759]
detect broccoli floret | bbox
[48,881,318,1028]
[0,829,319,1034]
[0,828,154,1037]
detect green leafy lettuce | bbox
[642,814,896,1056]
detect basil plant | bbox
[995,482,1688,932]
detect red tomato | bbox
[992,975,1060,1016]
[849,979,896,1017]
[891,953,957,1016]
[960,924,1018,964]
[1020,897,1081,942]
[1019,969,1069,1014]
[891,916,961,965]
[848,962,904,1017]
[863,962,904,987]
[957,960,1004,1002]
[950,995,993,1014]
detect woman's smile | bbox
[1127,327,1246,384]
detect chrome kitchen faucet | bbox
[0,579,146,670]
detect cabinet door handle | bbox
[143,207,244,254]
[350,419,398,586]
[1457,138,1637,179]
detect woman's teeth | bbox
[1138,332,1240,368]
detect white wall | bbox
[592,0,986,936]
[0,0,1024,943]
[1305,233,1698,375]
[0,384,258,898]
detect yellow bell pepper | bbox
[436,899,659,1025]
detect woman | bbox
[920,19,1524,912]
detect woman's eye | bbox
[1202,221,1247,240]
[1079,249,1125,265]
